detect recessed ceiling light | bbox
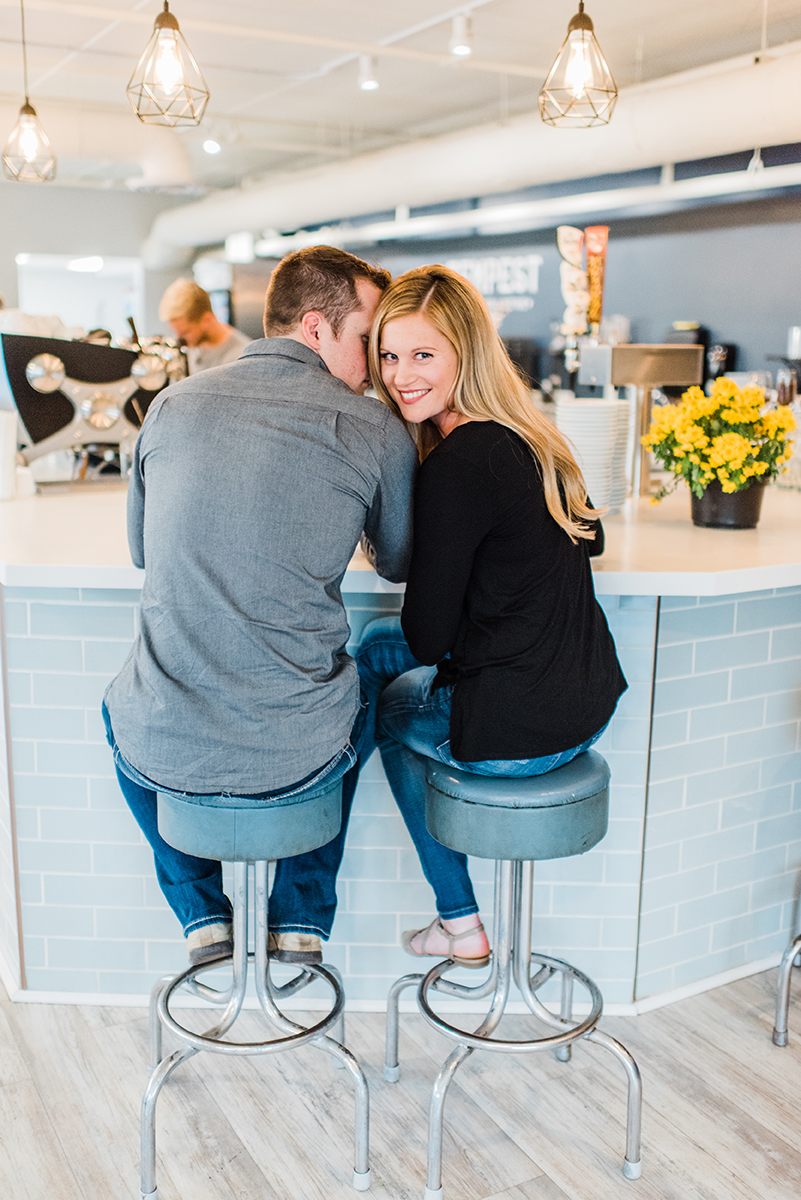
[203,139,221,154]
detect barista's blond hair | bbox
[369,265,601,543]
[159,279,213,324]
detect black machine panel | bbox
[0,333,158,443]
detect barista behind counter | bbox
[159,279,251,373]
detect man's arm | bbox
[362,418,418,583]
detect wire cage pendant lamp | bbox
[126,1,210,127]
[2,0,56,182]
[539,1,618,128]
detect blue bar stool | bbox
[385,751,642,1200]
[140,775,371,1199]
[773,931,801,1046]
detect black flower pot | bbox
[690,479,766,529]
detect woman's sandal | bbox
[401,917,490,968]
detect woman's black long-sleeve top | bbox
[400,420,627,762]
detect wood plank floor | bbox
[1,969,801,1200]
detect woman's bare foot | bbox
[407,912,490,960]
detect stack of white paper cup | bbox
[555,397,630,512]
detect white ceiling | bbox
[2,0,801,191]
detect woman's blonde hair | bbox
[369,265,602,543]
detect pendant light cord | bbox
[20,0,29,104]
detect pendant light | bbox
[2,0,56,182]
[539,2,618,128]
[126,2,209,127]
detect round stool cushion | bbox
[425,751,610,861]
[157,776,343,863]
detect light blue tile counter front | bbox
[0,483,799,1010]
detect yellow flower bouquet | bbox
[643,377,796,503]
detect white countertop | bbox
[0,482,799,595]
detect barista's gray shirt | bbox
[187,327,251,374]
[104,339,417,792]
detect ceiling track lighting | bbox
[539,1,618,128]
[2,0,56,182]
[449,14,472,57]
[127,1,210,127]
[358,55,379,91]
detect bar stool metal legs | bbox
[773,932,801,1047]
[141,861,370,1199]
[385,860,642,1199]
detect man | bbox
[105,246,416,966]
[159,278,251,372]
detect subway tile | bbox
[693,631,770,675]
[645,803,720,850]
[641,843,680,879]
[731,658,801,700]
[83,640,133,673]
[30,604,134,639]
[4,602,29,636]
[675,886,750,933]
[349,780,394,815]
[680,824,756,870]
[145,942,187,974]
[23,905,95,937]
[659,603,735,645]
[338,848,399,881]
[636,927,711,976]
[24,968,98,992]
[88,777,127,810]
[11,742,36,773]
[619,596,657,611]
[14,809,38,839]
[84,707,108,743]
[641,865,716,911]
[397,848,427,882]
[736,594,801,633]
[685,761,761,806]
[751,872,798,911]
[720,785,792,829]
[654,642,694,681]
[529,915,602,947]
[38,809,140,844]
[19,874,41,903]
[653,672,729,716]
[613,682,651,720]
[330,912,397,944]
[607,783,648,820]
[8,672,31,704]
[638,907,676,943]
[10,707,86,741]
[6,587,80,601]
[95,906,179,940]
[348,944,411,976]
[43,874,144,908]
[465,856,495,884]
[91,843,153,876]
[13,774,88,808]
[689,698,765,742]
[348,880,433,913]
[35,741,115,777]
[611,717,652,752]
[775,586,801,597]
[6,637,83,672]
[602,853,643,885]
[31,673,113,708]
[635,966,676,999]
[660,597,698,611]
[22,936,45,967]
[537,852,605,883]
[551,884,636,918]
[615,645,656,684]
[605,610,658,648]
[96,972,153,993]
[649,737,726,783]
[79,588,142,604]
[743,930,789,962]
[711,906,781,951]
[755,810,801,851]
[770,625,801,660]
[601,916,639,948]
[345,813,411,848]
[48,937,146,971]
[716,845,788,891]
[728,722,798,765]
[646,778,685,815]
[566,948,636,981]
[17,841,91,873]
[760,752,801,789]
[594,750,647,787]
[671,945,745,988]
[650,712,689,750]
[766,691,801,724]
[602,818,645,854]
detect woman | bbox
[358,266,627,966]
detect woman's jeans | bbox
[358,618,608,921]
[102,700,365,940]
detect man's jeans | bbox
[102,700,366,940]
[358,618,608,921]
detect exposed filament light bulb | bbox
[153,29,183,97]
[539,2,618,127]
[126,2,209,127]
[565,37,592,99]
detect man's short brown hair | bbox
[159,279,213,324]
[263,246,391,338]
